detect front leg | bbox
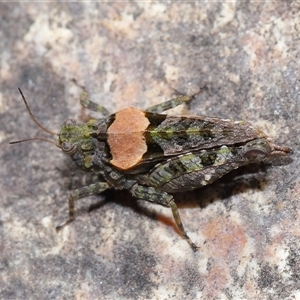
[56,182,110,230]
[80,91,111,116]
[131,184,199,251]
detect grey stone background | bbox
[0,2,299,300]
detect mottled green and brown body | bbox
[12,90,291,251]
[56,92,290,250]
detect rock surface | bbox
[0,2,299,299]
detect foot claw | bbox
[56,220,72,232]
[191,243,200,252]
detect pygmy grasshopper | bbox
[10,88,290,251]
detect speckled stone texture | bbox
[0,2,299,300]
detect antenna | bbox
[9,137,57,146]
[9,88,58,145]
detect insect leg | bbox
[146,95,193,113]
[56,182,110,230]
[131,185,199,251]
[80,91,111,116]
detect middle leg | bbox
[131,184,199,251]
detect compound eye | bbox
[61,142,77,155]
[64,119,78,127]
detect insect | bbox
[10,88,291,251]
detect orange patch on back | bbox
[107,107,150,170]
